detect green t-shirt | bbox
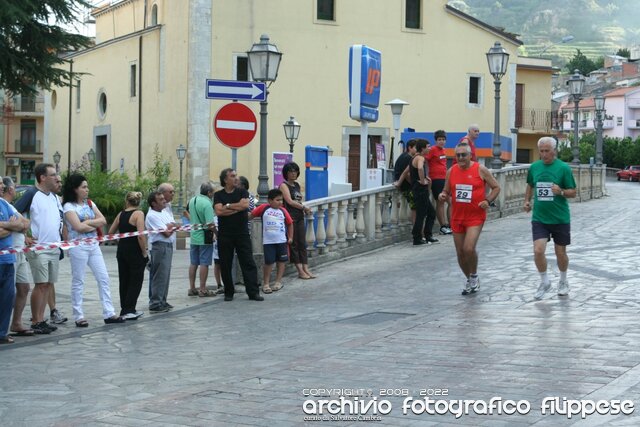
[527,158,576,224]
[187,194,215,245]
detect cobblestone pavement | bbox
[1,179,639,426]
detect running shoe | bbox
[557,280,570,296]
[469,276,480,293]
[534,281,551,300]
[50,309,68,324]
[461,279,472,295]
[439,225,452,235]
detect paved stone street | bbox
[1,179,639,426]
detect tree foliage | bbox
[565,49,603,75]
[0,0,92,96]
[560,133,640,169]
[616,48,631,59]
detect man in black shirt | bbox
[213,168,263,301]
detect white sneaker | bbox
[534,281,551,300]
[123,311,144,320]
[461,279,472,295]
[469,276,480,293]
[557,280,569,296]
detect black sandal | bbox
[103,316,125,324]
[75,319,89,327]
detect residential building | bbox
[45,0,553,195]
[1,89,46,184]
[558,87,640,140]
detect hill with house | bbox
[448,0,639,65]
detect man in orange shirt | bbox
[426,130,451,234]
[455,124,479,163]
[439,142,500,295]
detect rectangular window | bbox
[317,0,335,21]
[617,116,623,126]
[405,0,421,29]
[76,80,81,110]
[130,64,137,97]
[235,56,249,81]
[468,76,480,105]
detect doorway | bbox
[348,134,381,191]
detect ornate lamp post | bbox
[176,144,187,213]
[385,99,409,164]
[247,34,282,204]
[87,148,96,167]
[594,93,606,166]
[53,151,61,173]
[283,116,301,153]
[486,42,510,169]
[567,69,585,164]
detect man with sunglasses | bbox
[439,143,500,295]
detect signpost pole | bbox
[360,121,368,190]
[231,148,237,170]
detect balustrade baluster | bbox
[356,197,366,243]
[336,200,348,248]
[346,199,356,245]
[325,202,337,252]
[305,207,317,258]
[316,204,327,254]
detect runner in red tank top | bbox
[439,142,500,295]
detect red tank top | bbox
[448,162,486,222]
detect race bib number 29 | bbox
[455,184,472,203]
[536,182,554,201]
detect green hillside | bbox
[448,0,639,65]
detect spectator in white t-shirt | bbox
[250,189,293,294]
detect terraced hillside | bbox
[449,0,639,66]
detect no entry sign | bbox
[213,103,257,148]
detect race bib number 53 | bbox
[455,184,472,203]
[536,182,554,201]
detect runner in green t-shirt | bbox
[524,137,577,300]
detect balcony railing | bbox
[515,108,553,132]
[12,139,42,154]
[628,119,640,129]
[7,96,45,114]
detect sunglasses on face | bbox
[455,152,469,158]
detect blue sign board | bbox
[206,79,266,102]
[348,45,381,122]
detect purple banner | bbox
[273,152,294,189]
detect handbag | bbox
[194,197,214,244]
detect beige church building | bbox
[43,0,555,194]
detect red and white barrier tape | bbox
[0,223,210,256]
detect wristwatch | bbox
[560,190,565,197]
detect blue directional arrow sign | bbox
[206,79,266,102]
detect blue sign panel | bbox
[206,79,266,102]
[348,45,382,122]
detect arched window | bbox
[151,4,158,25]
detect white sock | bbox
[540,271,549,284]
[560,270,567,282]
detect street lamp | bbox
[567,69,585,164]
[385,99,409,164]
[594,92,606,166]
[87,148,96,166]
[283,116,301,153]
[176,144,187,213]
[53,151,61,172]
[486,41,510,169]
[247,34,282,204]
[539,35,574,55]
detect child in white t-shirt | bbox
[250,189,293,294]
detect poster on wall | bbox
[273,152,294,189]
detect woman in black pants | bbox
[108,191,147,319]
[279,162,316,279]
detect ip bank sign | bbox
[349,45,381,122]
